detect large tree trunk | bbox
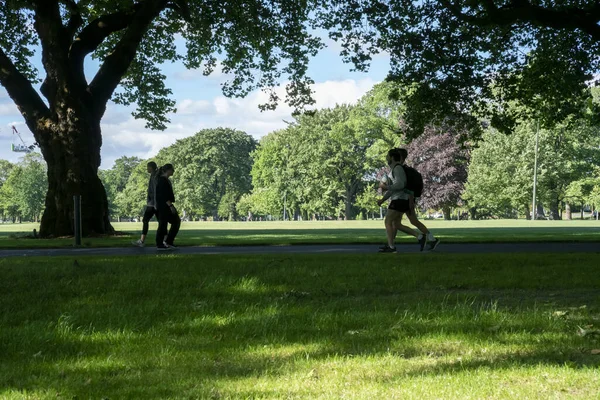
[443,205,452,220]
[548,199,561,220]
[38,118,113,237]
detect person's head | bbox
[147,161,157,174]
[161,163,174,177]
[398,148,408,163]
[386,148,404,165]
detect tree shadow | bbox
[1,255,599,398]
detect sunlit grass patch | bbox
[1,253,599,398]
[0,219,599,248]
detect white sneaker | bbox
[132,239,144,247]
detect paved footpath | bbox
[0,242,598,258]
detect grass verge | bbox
[0,219,599,248]
[1,253,600,398]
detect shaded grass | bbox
[0,219,599,248]
[1,253,600,398]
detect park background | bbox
[1,82,599,228]
[1,2,600,399]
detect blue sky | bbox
[0,35,390,169]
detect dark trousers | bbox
[142,206,158,235]
[156,208,181,246]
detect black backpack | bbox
[400,165,424,198]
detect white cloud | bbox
[176,99,215,115]
[0,102,19,117]
[1,78,379,169]
[102,104,131,125]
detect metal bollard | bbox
[74,195,82,246]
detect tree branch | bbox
[68,3,144,63]
[0,48,51,131]
[89,0,169,116]
[60,0,83,39]
[442,1,600,40]
[67,2,144,95]
[31,0,71,109]
[166,0,191,22]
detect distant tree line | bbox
[0,153,47,223]
[5,84,599,224]
[98,83,600,222]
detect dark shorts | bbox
[389,199,412,214]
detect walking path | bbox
[0,242,598,258]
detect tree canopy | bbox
[464,118,600,219]
[0,0,349,236]
[0,0,336,132]
[324,1,600,136]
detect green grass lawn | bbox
[0,219,599,248]
[2,253,600,399]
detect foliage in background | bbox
[99,156,142,220]
[406,127,470,219]
[464,119,600,219]
[323,1,600,137]
[0,153,47,223]
[250,104,388,220]
[156,128,256,221]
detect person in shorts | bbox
[377,148,439,252]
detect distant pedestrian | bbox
[377,148,439,252]
[397,148,440,251]
[155,163,181,250]
[132,161,159,247]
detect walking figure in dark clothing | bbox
[155,163,181,250]
[133,161,159,247]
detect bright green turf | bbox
[1,253,600,399]
[0,219,598,248]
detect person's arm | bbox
[166,180,176,210]
[380,188,392,202]
[386,165,406,192]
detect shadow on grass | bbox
[1,224,600,249]
[1,253,600,398]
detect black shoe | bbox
[164,240,179,249]
[427,238,440,251]
[378,245,397,253]
[418,235,427,252]
[157,245,173,251]
[379,244,389,250]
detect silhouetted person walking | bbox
[133,161,159,247]
[155,164,181,250]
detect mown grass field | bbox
[0,219,599,248]
[1,253,600,399]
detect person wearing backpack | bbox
[397,148,440,251]
[377,148,439,252]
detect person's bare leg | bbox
[384,211,398,248]
[394,215,419,238]
[407,213,430,235]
